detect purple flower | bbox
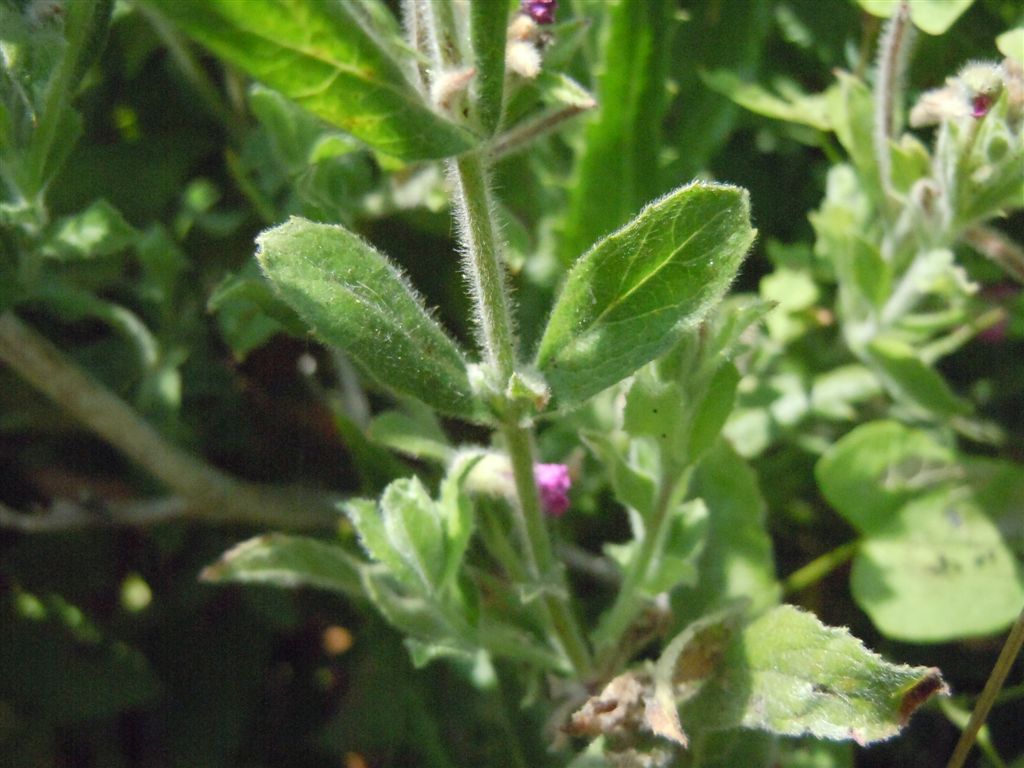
[521,0,557,25]
[535,463,571,516]
[971,93,994,119]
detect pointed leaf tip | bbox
[256,217,484,421]
[537,182,755,406]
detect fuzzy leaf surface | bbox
[536,183,755,406]
[676,441,779,624]
[148,0,476,160]
[201,534,363,599]
[256,217,481,420]
[680,605,948,744]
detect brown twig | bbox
[0,311,341,531]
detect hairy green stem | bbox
[947,604,1024,768]
[503,423,592,676]
[450,153,518,382]
[595,464,690,675]
[449,154,591,678]
[782,541,859,595]
[872,0,913,211]
[0,310,340,530]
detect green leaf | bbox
[816,420,957,533]
[368,406,453,464]
[622,361,688,464]
[256,216,483,421]
[827,73,884,209]
[579,429,657,517]
[700,69,833,131]
[857,0,974,36]
[345,497,415,586]
[677,441,779,623]
[200,534,363,600]
[380,477,446,593]
[687,362,741,463]
[207,265,307,360]
[469,0,508,134]
[42,199,137,259]
[5,0,110,196]
[997,28,1024,64]
[330,407,415,495]
[663,0,772,185]
[867,335,972,418]
[851,488,1024,641]
[810,364,883,421]
[818,423,1024,641]
[361,567,457,643]
[558,0,680,265]
[641,499,709,596]
[536,183,755,406]
[148,0,476,160]
[437,456,478,591]
[680,605,948,744]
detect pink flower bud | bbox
[535,463,571,516]
[521,0,557,25]
[971,93,994,118]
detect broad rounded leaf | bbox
[998,29,1024,64]
[816,420,956,533]
[536,183,755,406]
[257,217,482,421]
[852,490,1024,641]
[857,0,974,36]
[149,0,476,160]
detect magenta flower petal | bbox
[522,0,557,25]
[971,93,993,118]
[535,462,571,516]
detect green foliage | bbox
[2,0,1021,764]
[818,421,1024,641]
[858,0,975,36]
[201,533,364,599]
[558,0,679,264]
[680,605,948,744]
[256,216,483,421]
[536,183,755,406]
[146,0,477,160]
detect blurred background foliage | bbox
[1,0,1022,766]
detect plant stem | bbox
[947,603,1024,768]
[594,465,689,675]
[503,422,592,676]
[0,310,340,530]
[872,0,913,210]
[449,153,591,678]
[450,153,518,382]
[782,541,859,596]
